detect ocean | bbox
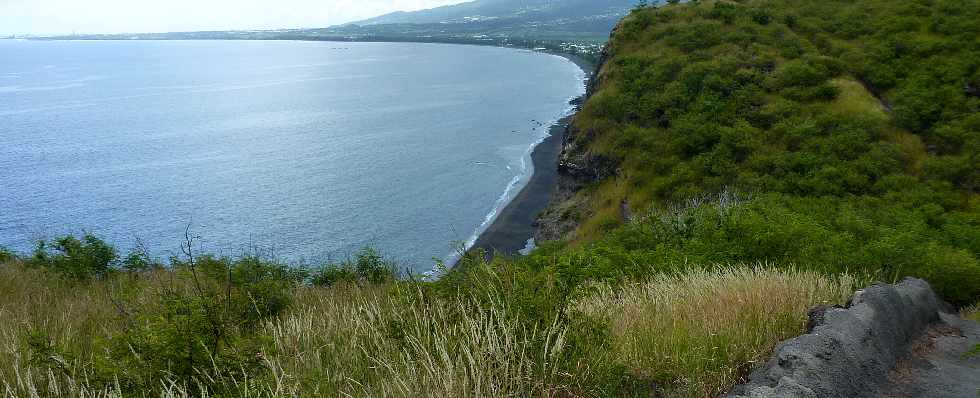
[0,40,585,272]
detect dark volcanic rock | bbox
[534,29,621,242]
[966,82,980,98]
[726,278,947,398]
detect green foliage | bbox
[558,0,980,305]
[0,246,14,263]
[31,234,117,280]
[121,241,162,272]
[3,1,979,396]
[100,253,306,393]
[311,247,397,287]
[5,234,319,394]
[965,343,980,359]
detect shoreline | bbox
[468,53,594,261]
[11,36,597,268]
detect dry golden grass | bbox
[827,77,927,174]
[829,78,889,120]
[573,265,856,398]
[1,262,858,398]
[0,263,574,397]
[0,263,126,398]
[964,303,980,322]
[264,285,573,397]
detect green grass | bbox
[0,260,569,397]
[0,259,856,397]
[3,0,979,395]
[573,266,856,397]
[828,78,889,120]
[965,303,980,322]
[548,0,980,304]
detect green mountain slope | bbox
[528,0,980,303]
[353,0,635,25]
[49,0,634,51]
[6,0,979,396]
[328,0,636,43]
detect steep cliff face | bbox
[535,30,620,242]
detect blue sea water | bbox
[0,40,585,271]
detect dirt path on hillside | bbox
[878,313,980,397]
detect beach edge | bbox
[467,53,594,261]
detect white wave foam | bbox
[0,83,85,94]
[0,101,96,117]
[434,54,587,273]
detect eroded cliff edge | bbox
[535,31,619,243]
[726,278,980,398]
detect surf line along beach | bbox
[467,52,595,262]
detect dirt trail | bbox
[879,313,980,398]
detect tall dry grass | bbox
[2,261,859,397]
[0,263,126,398]
[263,285,572,397]
[0,262,573,397]
[963,303,980,322]
[573,265,857,397]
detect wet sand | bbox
[467,52,594,261]
[469,113,576,258]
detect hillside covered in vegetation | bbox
[1,0,978,397]
[540,0,980,304]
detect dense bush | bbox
[0,246,14,263]
[31,234,118,280]
[6,234,312,394]
[310,247,398,287]
[1,0,977,396]
[557,0,980,304]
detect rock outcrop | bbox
[535,28,620,242]
[726,278,959,398]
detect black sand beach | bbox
[469,52,595,259]
[470,114,576,257]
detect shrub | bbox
[750,9,772,25]
[121,241,162,272]
[31,234,117,280]
[101,252,303,392]
[777,59,829,88]
[0,246,14,263]
[709,2,740,24]
[311,247,397,287]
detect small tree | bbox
[0,246,14,263]
[32,234,117,280]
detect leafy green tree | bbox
[32,234,117,280]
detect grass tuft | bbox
[964,303,980,322]
[573,265,856,397]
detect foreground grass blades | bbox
[574,266,856,397]
[1,260,856,397]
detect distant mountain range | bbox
[352,0,635,26]
[43,0,632,57]
[329,0,635,43]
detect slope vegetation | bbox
[540,0,980,303]
[2,0,978,397]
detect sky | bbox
[0,0,469,36]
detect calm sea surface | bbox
[0,40,584,271]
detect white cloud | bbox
[0,0,468,36]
